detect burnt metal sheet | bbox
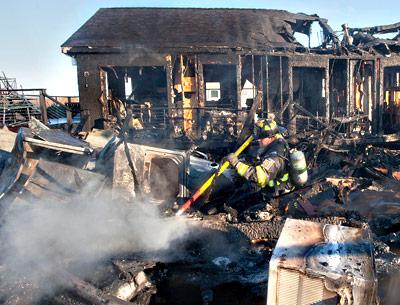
[113,143,190,203]
[267,218,378,305]
[1,158,106,207]
[31,129,90,149]
[17,127,93,155]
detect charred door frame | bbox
[379,56,400,133]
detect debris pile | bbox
[0,109,399,305]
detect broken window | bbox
[100,66,168,128]
[203,64,237,109]
[103,66,167,106]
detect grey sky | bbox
[1,0,398,95]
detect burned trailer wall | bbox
[329,58,376,134]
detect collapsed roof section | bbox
[348,22,400,56]
[61,8,335,54]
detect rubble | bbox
[0,113,399,305]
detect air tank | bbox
[289,148,308,186]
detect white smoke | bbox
[0,181,192,301]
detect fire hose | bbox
[176,135,254,216]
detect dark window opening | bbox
[329,59,348,117]
[100,66,168,129]
[203,64,237,109]
[293,67,325,117]
[102,66,168,107]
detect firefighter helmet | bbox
[254,118,279,139]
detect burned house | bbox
[62,8,400,138]
[2,7,400,305]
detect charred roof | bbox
[62,7,324,54]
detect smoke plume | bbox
[0,180,192,301]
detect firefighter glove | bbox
[227,153,239,167]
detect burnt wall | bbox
[76,52,166,130]
[74,50,400,134]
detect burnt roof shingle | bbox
[62,7,321,53]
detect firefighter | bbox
[226,118,291,194]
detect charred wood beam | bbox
[251,55,255,106]
[265,55,271,114]
[325,61,330,122]
[236,55,242,128]
[346,59,351,117]
[293,102,343,138]
[194,54,200,136]
[320,144,350,153]
[349,22,400,35]
[276,99,291,121]
[165,54,174,136]
[39,90,48,125]
[121,110,142,199]
[377,58,384,133]
[287,58,295,135]
[279,56,283,113]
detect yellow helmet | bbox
[254,118,279,138]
